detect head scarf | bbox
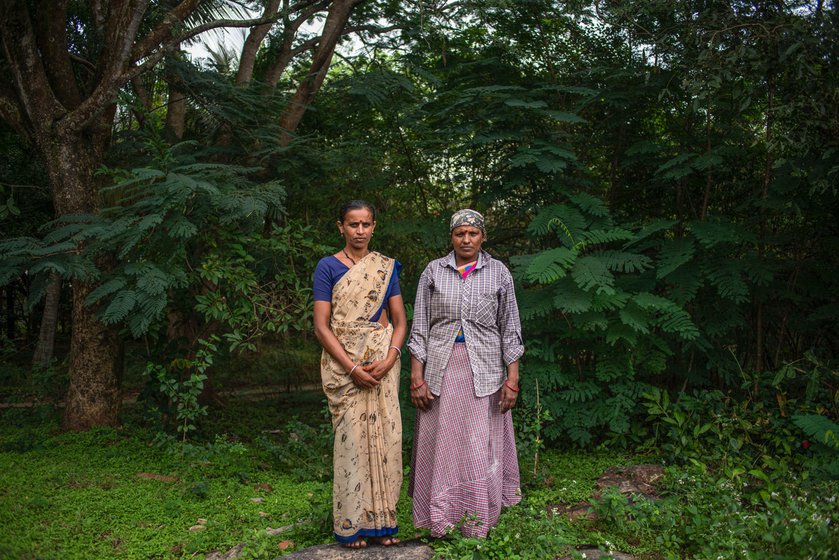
[449,208,486,234]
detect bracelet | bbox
[349,364,359,375]
[410,380,426,391]
[504,380,520,393]
[389,345,402,358]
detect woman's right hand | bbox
[350,365,380,389]
[410,380,434,410]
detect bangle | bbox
[504,380,519,393]
[410,380,426,391]
[389,345,402,358]
[349,364,359,375]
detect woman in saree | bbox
[312,200,406,549]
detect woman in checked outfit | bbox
[408,208,523,538]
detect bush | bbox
[590,464,837,560]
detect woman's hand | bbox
[409,355,434,410]
[499,382,518,413]
[362,356,397,381]
[410,380,434,410]
[499,361,520,413]
[350,365,380,389]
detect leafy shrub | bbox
[254,417,333,482]
[514,196,710,446]
[590,464,837,560]
[641,387,803,473]
[430,502,576,560]
[640,355,838,484]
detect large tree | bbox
[0,0,365,429]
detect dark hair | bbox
[338,199,376,223]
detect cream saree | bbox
[320,251,402,543]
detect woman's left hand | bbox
[499,383,518,413]
[363,358,396,381]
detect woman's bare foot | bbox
[370,536,399,546]
[342,538,367,549]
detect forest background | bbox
[0,1,837,559]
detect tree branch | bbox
[134,9,289,65]
[236,0,327,85]
[66,4,281,133]
[264,1,329,86]
[0,0,64,138]
[33,0,82,108]
[101,0,151,90]
[236,0,283,85]
[278,0,361,143]
[0,92,26,138]
[344,24,402,35]
[132,0,202,61]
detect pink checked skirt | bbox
[409,343,521,538]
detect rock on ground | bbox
[280,539,433,560]
[594,464,664,500]
[206,543,245,560]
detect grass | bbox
[1,387,836,560]
[0,411,323,559]
[0,391,618,560]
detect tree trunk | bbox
[63,280,123,429]
[40,133,123,430]
[164,84,186,142]
[4,284,14,341]
[32,272,61,368]
[755,78,774,373]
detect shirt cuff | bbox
[502,335,525,365]
[407,341,427,363]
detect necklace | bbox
[342,248,359,265]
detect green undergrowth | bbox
[1,394,836,560]
[0,412,327,559]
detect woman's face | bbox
[338,208,376,251]
[451,225,484,262]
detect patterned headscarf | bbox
[449,208,486,234]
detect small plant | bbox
[145,337,217,442]
[516,378,552,481]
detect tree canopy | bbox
[0,0,836,445]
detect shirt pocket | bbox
[471,292,499,326]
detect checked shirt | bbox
[408,250,524,397]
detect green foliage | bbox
[145,337,216,442]
[640,356,839,483]
[515,194,710,445]
[792,414,839,479]
[0,410,335,559]
[193,221,328,353]
[254,416,333,483]
[429,504,576,560]
[589,465,837,560]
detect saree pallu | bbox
[320,252,402,543]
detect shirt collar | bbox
[444,249,489,270]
